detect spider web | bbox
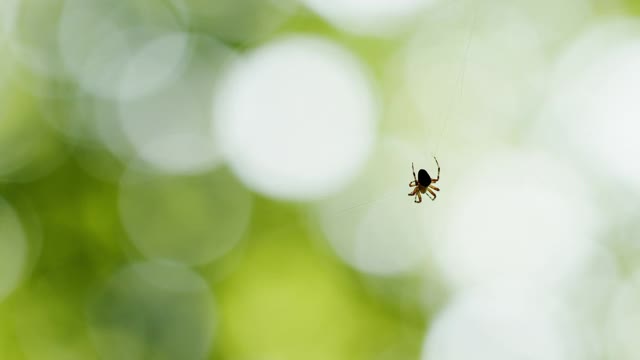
[326,1,479,217]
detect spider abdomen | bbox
[418,169,431,186]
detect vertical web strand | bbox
[434,1,478,156]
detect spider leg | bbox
[409,180,417,187]
[411,162,418,184]
[408,186,417,197]
[426,187,437,201]
[431,156,440,182]
[429,184,440,191]
[415,191,422,203]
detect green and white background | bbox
[1,0,640,359]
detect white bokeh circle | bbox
[118,35,236,174]
[214,35,378,201]
[422,286,587,360]
[430,149,599,291]
[118,31,190,100]
[57,0,189,100]
[404,5,548,151]
[302,0,437,35]
[540,20,640,189]
[316,137,437,275]
[119,167,252,266]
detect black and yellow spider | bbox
[408,156,440,203]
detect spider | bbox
[408,156,440,203]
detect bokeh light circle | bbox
[58,0,189,100]
[0,197,27,302]
[87,261,215,360]
[302,0,435,35]
[430,149,599,291]
[404,5,548,150]
[540,20,640,189]
[118,31,189,100]
[118,35,236,174]
[58,0,129,99]
[317,137,434,275]
[422,286,587,360]
[119,167,252,266]
[214,35,378,200]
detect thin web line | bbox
[334,3,479,216]
[434,2,478,156]
[328,188,400,217]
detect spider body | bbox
[417,169,431,186]
[408,156,441,203]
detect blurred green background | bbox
[2,0,640,359]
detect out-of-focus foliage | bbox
[2,0,640,359]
